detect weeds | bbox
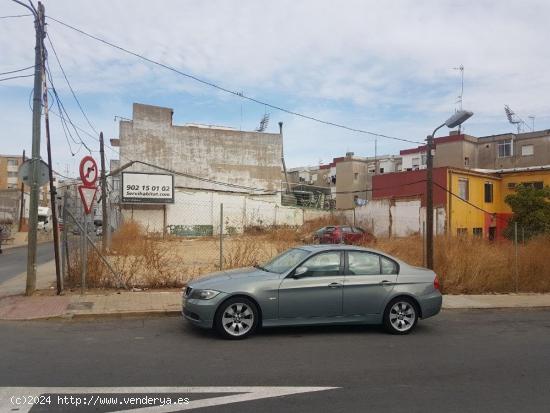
[70,218,550,294]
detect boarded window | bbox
[458,179,469,201]
[521,145,534,156]
[484,182,493,203]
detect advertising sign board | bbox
[121,172,174,204]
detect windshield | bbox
[262,248,310,274]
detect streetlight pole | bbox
[425,124,444,270]
[425,110,473,270]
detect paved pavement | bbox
[1,309,549,412]
[0,241,54,285]
[0,254,57,298]
[1,289,550,321]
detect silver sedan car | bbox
[182,245,442,339]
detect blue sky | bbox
[1,0,550,177]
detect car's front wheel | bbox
[215,297,259,339]
[383,297,418,335]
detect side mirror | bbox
[293,266,308,278]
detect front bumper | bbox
[181,292,228,329]
[419,291,442,319]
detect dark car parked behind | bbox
[313,225,374,245]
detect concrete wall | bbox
[120,103,283,193]
[335,159,368,209]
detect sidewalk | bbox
[0,291,550,321]
[1,232,52,251]
[0,260,57,298]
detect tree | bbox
[504,184,550,240]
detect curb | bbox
[68,309,182,320]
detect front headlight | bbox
[190,289,221,300]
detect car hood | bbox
[188,267,275,290]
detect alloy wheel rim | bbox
[222,303,254,336]
[389,302,415,332]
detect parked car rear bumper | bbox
[419,291,442,319]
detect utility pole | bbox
[99,132,110,251]
[42,47,62,295]
[18,150,26,232]
[23,0,45,296]
[279,122,291,194]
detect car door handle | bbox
[328,282,342,288]
[379,280,394,285]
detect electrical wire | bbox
[0,73,34,82]
[46,32,99,135]
[0,65,35,76]
[45,66,93,153]
[433,182,512,225]
[46,15,422,145]
[0,14,33,18]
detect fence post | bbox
[219,203,223,271]
[81,212,87,295]
[514,221,519,293]
[60,192,68,291]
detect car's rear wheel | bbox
[383,297,418,335]
[215,297,259,339]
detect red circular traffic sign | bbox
[79,155,98,186]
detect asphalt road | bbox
[0,242,54,284]
[1,309,550,412]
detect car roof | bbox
[296,244,381,253]
[292,244,403,264]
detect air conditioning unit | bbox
[507,182,517,189]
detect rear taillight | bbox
[434,275,440,291]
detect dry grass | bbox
[372,235,550,294]
[69,218,550,294]
[67,220,198,289]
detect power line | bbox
[0,73,34,82]
[0,65,35,76]
[433,182,512,225]
[46,32,99,135]
[44,65,93,154]
[0,13,33,19]
[46,15,422,145]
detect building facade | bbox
[399,130,550,172]
[373,166,550,239]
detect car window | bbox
[347,251,380,275]
[381,256,398,275]
[263,248,310,274]
[299,252,341,277]
[342,226,352,233]
[352,227,364,233]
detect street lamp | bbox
[425,110,473,269]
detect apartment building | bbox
[0,154,23,190]
[399,129,550,171]
[289,152,402,209]
[372,165,550,239]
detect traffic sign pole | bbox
[77,155,99,295]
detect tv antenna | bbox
[255,112,270,132]
[453,65,464,110]
[504,105,532,134]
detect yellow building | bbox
[447,166,550,239]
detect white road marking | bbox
[0,386,339,412]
